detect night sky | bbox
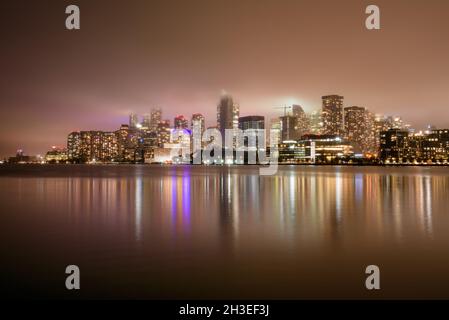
[1,0,448,157]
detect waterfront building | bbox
[322,95,344,137]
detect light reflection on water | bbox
[1,165,449,298]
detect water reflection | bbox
[2,166,448,251]
[2,165,449,298]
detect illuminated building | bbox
[170,129,192,163]
[8,150,38,164]
[237,115,266,155]
[308,110,323,134]
[322,95,344,137]
[129,113,139,129]
[238,115,265,131]
[270,118,282,147]
[291,105,310,137]
[142,114,151,129]
[115,124,130,162]
[174,115,189,129]
[279,134,354,164]
[280,115,299,141]
[374,114,390,153]
[217,94,239,146]
[150,108,162,133]
[379,129,410,163]
[422,129,449,162]
[67,132,81,161]
[45,147,68,163]
[191,113,205,151]
[68,131,118,163]
[344,106,376,154]
[157,120,171,147]
[101,132,119,161]
[191,113,205,132]
[278,105,309,142]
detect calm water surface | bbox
[1,165,449,299]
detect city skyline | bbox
[1,91,446,159]
[1,0,449,157]
[5,90,448,166]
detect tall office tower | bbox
[115,124,130,161]
[217,94,240,144]
[191,113,205,133]
[150,108,162,133]
[238,116,265,148]
[364,111,377,154]
[308,110,323,134]
[280,115,301,141]
[129,113,139,129]
[321,95,344,136]
[157,120,171,147]
[191,113,205,150]
[67,132,81,162]
[142,114,151,129]
[291,104,310,137]
[269,118,282,147]
[238,116,265,131]
[374,114,390,152]
[174,115,189,129]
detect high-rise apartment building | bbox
[217,94,239,145]
[322,95,344,136]
[150,108,162,133]
[68,131,118,163]
[344,106,376,154]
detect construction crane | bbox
[273,105,293,117]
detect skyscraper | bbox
[142,114,151,129]
[344,106,365,151]
[270,118,282,146]
[191,113,205,133]
[238,116,265,131]
[67,132,81,162]
[322,95,344,136]
[280,115,300,141]
[129,113,139,129]
[217,94,239,144]
[191,113,205,151]
[291,104,310,137]
[308,110,323,135]
[157,120,171,147]
[174,115,189,129]
[150,108,162,133]
[238,116,265,148]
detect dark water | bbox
[1,164,449,299]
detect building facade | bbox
[322,95,344,137]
